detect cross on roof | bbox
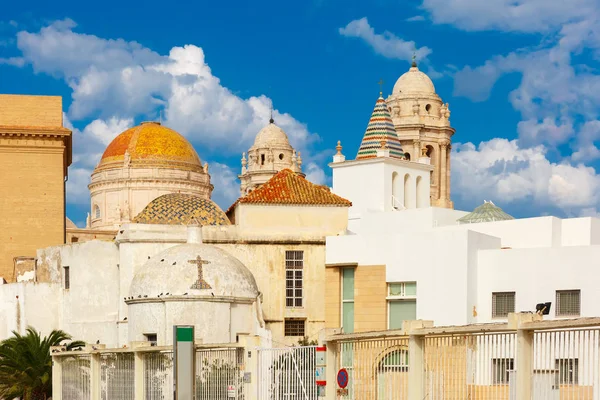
[188,256,212,290]
[378,79,384,95]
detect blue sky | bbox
[1,0,600,225]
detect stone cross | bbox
[188,256,212,289]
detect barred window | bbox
[555,359,578,384]
[144,333,157,346]
[63,266,70,290]
[284,319,305,337]
[492,358,514,384]
[556,290,580,316]
[492,292,515,318]
[285,251,303,308]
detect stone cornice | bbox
[125,295,256,305]
[394,123,456,135]
[329,156,434,171]
[88,177,213,191]
[0,125,71,137]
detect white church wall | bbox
[56,240,121,347]
[440,216,563,248]
[0,282,60,340]
[332,161,384,218]
[476,245,600,322]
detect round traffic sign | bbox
[337,368,349,389]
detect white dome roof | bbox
[251,122,292,149]
[392,66,436,95]
[130,243,259,299]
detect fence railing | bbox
[53,315,600,400]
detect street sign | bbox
[337,388,349,396]
[316,366,326,386]
[316,346,326,366]
[227,385,236,398]
[337,368,349,389]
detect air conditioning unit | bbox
[508,370,559,400]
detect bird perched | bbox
[144,295,148,298]
[138,295,141,298]
[211,292,215,297]
[123,297,126,301]
[166,292,170,295]
[124,317,127,321]
[160,293,163,296]
[96,340,100,344]
[119,230,124,234]
[148,256,150,259]
[183,292,188,295]
[161,259,164,262]
[172,261,176,265]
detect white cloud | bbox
[406,16,425,22]
[6,20,328,209]
[304,162,327,185]
[339,17,431,61]
[452,138,600,216]
[207,163,241,209]
[421,0,597,34]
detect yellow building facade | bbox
[0,95,72,282]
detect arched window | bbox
[392,172,402,209]
[404,174,414,209]
[261,154,265,166]
[94,205,101,219]
[404,153,411,161]
[425,104,432,113]
[416,176,424,208]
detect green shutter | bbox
[342,302,354,333]
[389,300,416,330]
[342,268,355,300]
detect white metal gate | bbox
[258,346,317,400]
[196,347,246,400]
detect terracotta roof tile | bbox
[227,169,351,212]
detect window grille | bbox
[555,358,579,384]
[492,358,514,384]
[556,290,580,316]
[284,319,305,337]
[285,251,303,308]
[64,266,70,290]
[94,205,101,219]
[492,292,515,318]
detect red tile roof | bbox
[227,169,351,213]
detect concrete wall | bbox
[476,245,600,321]
[0,94,63,127]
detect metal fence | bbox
[100,352,135,400]
[61,355,91,400]
[258,346,317,400]
[143,350,174,400]
[338,337,409,400]
[196,348,246,400]
[423,332,517,400]
[532,328,600,400]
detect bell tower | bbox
[385,58,455,208]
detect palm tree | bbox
[0,327,84,400]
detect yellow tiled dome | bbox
[133,193,230,226]
[96,122,203,172]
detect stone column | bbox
[446,144,451,200]
[413,140,420,162]
[439,141,449,202]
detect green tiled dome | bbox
[457,201,514,224]
[133,194,230,226]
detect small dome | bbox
[392,65,436,95]
[96,122,203,172]
[129,243,259,299]
[457,201,514,224]
[133,193,230,226]
[251,122,292,149]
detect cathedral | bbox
[0,62,457,347]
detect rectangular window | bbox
[144,333,157,346]
[388,282,417,330]
[285,251,303,308]
[63,266,70,290]
[492,358,514,384]
[556,290,580,317]
[492,292,515,318]
[342,268,355,334]
[284,319,305,337]
[555,359,578,384]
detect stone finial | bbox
[444,103,451,119]
[86,212,91,228]
[291,150,299,172]
[333,140,346,163]
[297,152,303,169]
[412,101,420,116]
[123,150,131,167]
[203,163,209,173]
[421,147,428,157]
